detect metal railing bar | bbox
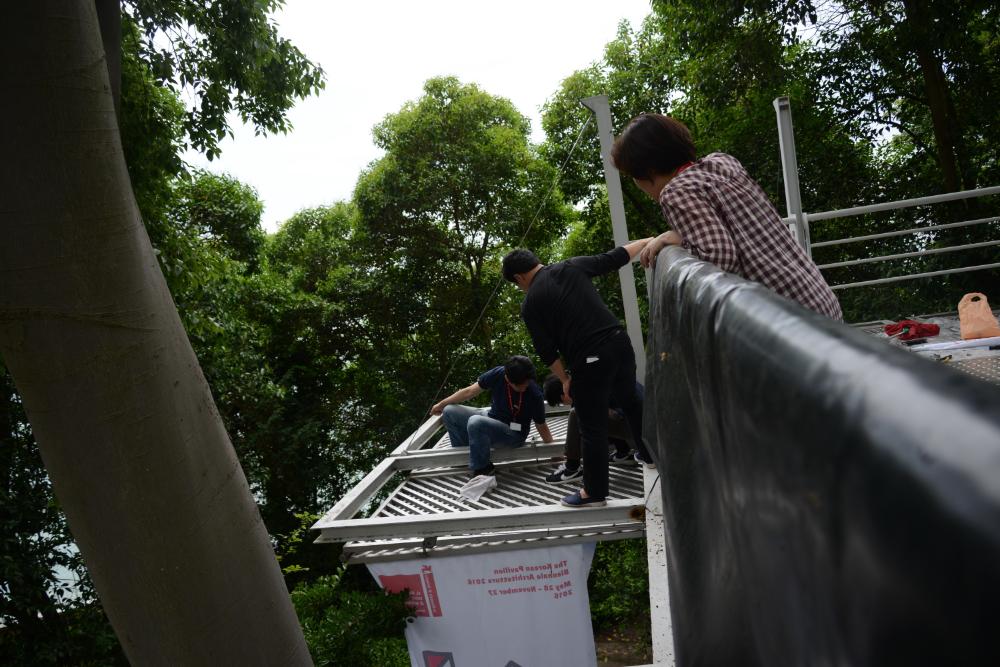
[393,441,566,470]
[608,467,645,497]
[342,528,646,563]
[784,186,1000,226]
[369,475,412,517]
[315,499,643,543]
[495,475,562,506]
[818,239,1000,270]
[313,458,398,524]
[385,492,430,518]
[393,415,444,455]
[345,524,643,551]
[830,262,1000,290]
[396,485,457,514]
[811,216,999,248]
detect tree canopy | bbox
[3,1,998,664]
[123,0,325,158]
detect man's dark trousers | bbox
[570,329,645,499]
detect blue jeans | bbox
[442,404,524,470]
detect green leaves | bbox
[353,76,571,412]
[173,171,266,269]
[290,567,411,667]
[122,1,325,159]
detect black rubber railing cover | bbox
[644,248,1000,667]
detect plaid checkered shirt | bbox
[658,152,842,320]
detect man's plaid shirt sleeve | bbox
[660,192,740,274]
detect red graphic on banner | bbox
[421,565,442,617]
[379,567,443,618]
[422,650,456,667]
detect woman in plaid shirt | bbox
[611,113,842,320]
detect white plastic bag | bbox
[458,474,497,502]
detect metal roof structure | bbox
[312,408,655,564]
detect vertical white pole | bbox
[580,95,646,381]
[581,95,674,667]
[773,96,812,255]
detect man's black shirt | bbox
[521,246,630,370]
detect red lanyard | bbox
[675,161,695,177]
[506,380,523,419]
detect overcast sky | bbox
[183,1,653,232]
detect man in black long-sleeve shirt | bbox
[502,239,654,507]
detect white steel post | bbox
[773,96,812,255]
[580,95,646,381]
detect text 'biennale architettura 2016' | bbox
[467,559,575,599]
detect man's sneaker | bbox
[561,490,606,508]
[472,462,495,477]
[545,463,582,484]
[608,450,632,464]
[634,451,656,469]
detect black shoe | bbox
[472,462,495,477]
[545,463,582,483]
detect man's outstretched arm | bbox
[569,237,653,277]
[622,237,653,260]
[431,382,483,415]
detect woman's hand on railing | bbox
[640,230,684,268]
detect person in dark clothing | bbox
[542,375,654,483]
[502,240,654,507]
[432,355,554,476]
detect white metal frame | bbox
[773,97,1000,291]
[311,409,647,550]
[774,96,811,252]
[314,499,644,544]
[581,94,647,381]
[314,415,571,527]
[341,526,646,564]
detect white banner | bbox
[367,543,598,667]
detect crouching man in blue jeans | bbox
[431,355,555,477]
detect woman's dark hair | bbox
[502,249,540,282]
[542,374,563,407]
[611,113,696,181]
[504,355,536,385]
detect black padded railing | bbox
[644,247,1000,667]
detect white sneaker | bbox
[634,451,656,469]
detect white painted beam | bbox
[342,525,645,563]
[312,457,397,525]
[644,468,675,666]
[394,441,567,470]
[314,499,644,543]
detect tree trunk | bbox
[0,3,310,665]
[902,0,962,193]
[94,0,121,117]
